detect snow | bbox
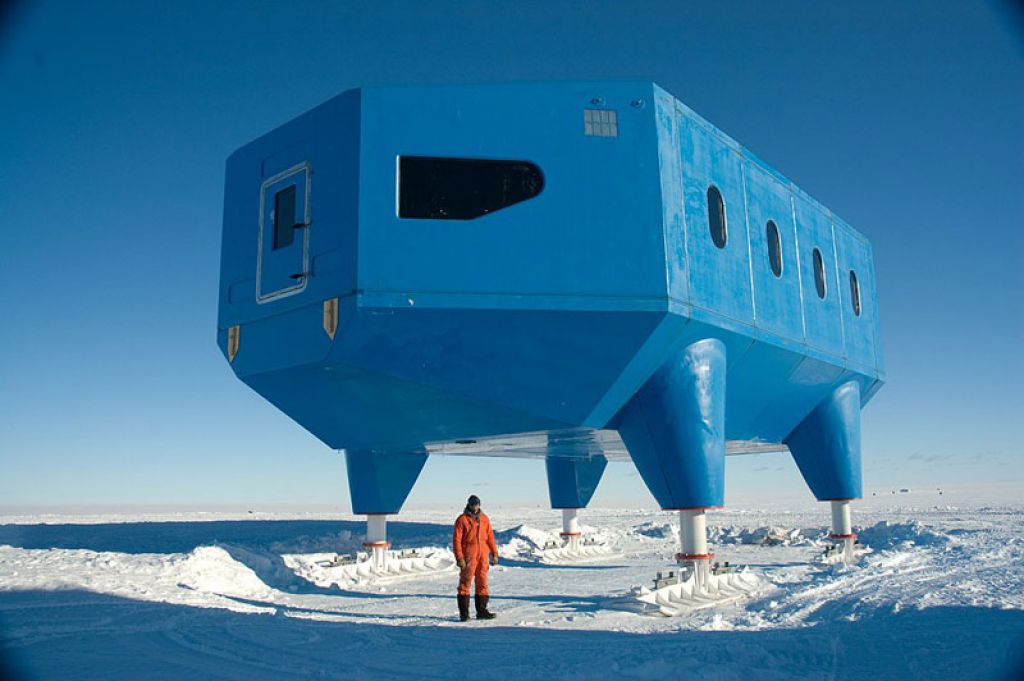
[1,500,1023,680]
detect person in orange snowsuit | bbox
[453,494,499,621]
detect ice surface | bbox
[1,503,1023,680]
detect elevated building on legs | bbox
[217,81,884,590]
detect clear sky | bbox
[1,1,1021,512]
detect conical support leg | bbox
[785,381,863,564]
[544,454,607,509]
[616,338,727,511]
[345,449,428,515]
[617,338,727,581]
[345,449,427,573]
[545,452,606,554]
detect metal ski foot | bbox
[820,538,870,565]
[285,547,458,588]
[631,563,765,616]
[536,536,617,564]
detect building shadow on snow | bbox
[0,519,453,555]
[2,589,1023,681]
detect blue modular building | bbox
[217,81,883,568]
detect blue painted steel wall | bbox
[218,90,360,331]
[794,193,845,356]
[743,162,804,343]
[677,112,755,328]
[217,82,885,500]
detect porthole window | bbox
[849,270,861,316]
[812,248,827,299]
[766,220,783,277]
[706,185,727,249]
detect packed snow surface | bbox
[1,500,1023,680]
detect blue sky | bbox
[1,1,1021,511]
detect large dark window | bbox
[398,156,544,220]
[273,185,297,250]
[850,270,862,316]
[812,248,827,299]
[766,220,783,277]
[707,185,727,249]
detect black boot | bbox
[475,594,496,620]
[457,595,470,622]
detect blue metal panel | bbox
[654,86,689,308]
[793,194,845,356]
[218,90,360,330]
[677,109,755,327]
[222,302,330,378]
[243,353,566,452]
[743,161,804,343]
[833,219,879,373]
[587,312,690,427]
[617,339,727,509]
[784,381,862,500]
[724,339,811,441]
[356,82,666,306]
[864,243,886,380]
[332,307,668,428]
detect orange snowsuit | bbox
[453,510,499,596]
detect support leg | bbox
[345,449,428,572]
[617,338,727,575]
[345,449,428,515]
[785,381,863,565]
[544,452,607,554]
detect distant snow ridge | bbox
[710,526,813,547]
[856,520,949,550]
[268,530,357,555]
[630,521,677,540]
[494,524,560,557]
[493,524,614,560]
[625,522,814,546]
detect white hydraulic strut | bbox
[561,508,581,553]
[829,500,856,564]
[677,509,712,591]
[364,514,390,572]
